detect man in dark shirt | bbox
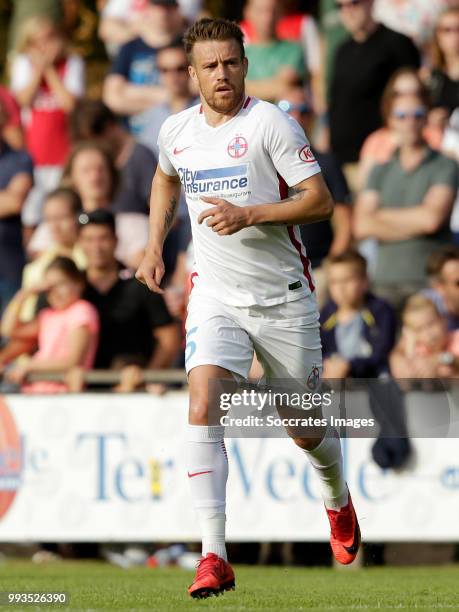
[329,0,420,168]
[0,99,33,315]
[78,209,181,370]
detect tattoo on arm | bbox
[282,187,306,205]
[164,196,178,232]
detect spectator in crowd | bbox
[241,0,322,109]
[242,0,305,102]
[2,256,99,393]
[321,250,396,379]
[320,250,410,469]
[373,0,457,48]
[423,246,459,331]
[0,99,34,316]
[137,43,197,156]
[77,210,181,389]
[102,0,185,136]
[98,0,147,58]
[29,142,148,269]
[278,88,352,306]
[0,86,24,150]
[353,93,458,309]
[99,0,198,57]
[17,188,85,323]
[10,16,85,230]
[358,68,441,191]
[7,0,62,52]
[427,6,459,115]
[390,293,459,378]
[328,0,420,189]
[70,99,156,216]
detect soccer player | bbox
[136,18,361,599]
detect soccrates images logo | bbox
[0,398,21,521]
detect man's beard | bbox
[201,80,245,114]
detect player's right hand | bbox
[135,250,165,294]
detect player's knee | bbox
[189,400,210,425]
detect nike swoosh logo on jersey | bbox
[187,470,213,478]
[343,521,360,555]
[173,145,191,155]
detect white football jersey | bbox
[157,96,322,307]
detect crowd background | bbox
[0,0,457,397]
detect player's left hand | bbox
[198,197,250,235]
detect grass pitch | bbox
[0,560,458,611]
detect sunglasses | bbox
[392,108,427,120]
[158,65,188,74]
[438,25,459,34]
[336,0,364,10]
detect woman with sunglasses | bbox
[2,256,99,393]
[358,68,439,190]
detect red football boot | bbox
[188,553,235,599]
[325,490,361,565]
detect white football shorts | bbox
[185,290,322,390]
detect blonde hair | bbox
[402,294,441,323]
[431,5,459,71]
[15,15,64,54]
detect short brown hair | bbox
[325,250,368,277]
[426,245,459,280]
[183,18,245,63]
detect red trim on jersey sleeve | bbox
[277,172,315,293]
[190,271,199,289]
[277,172,289,199]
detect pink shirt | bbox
[23,299,99,394]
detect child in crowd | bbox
[390,294,459,378]
[18,187,85,322]
[2,257,99,393]
[321,250,396,379]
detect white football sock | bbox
[302,426,348,510]
[187,424,228,561]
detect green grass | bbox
[0,561,458,611]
